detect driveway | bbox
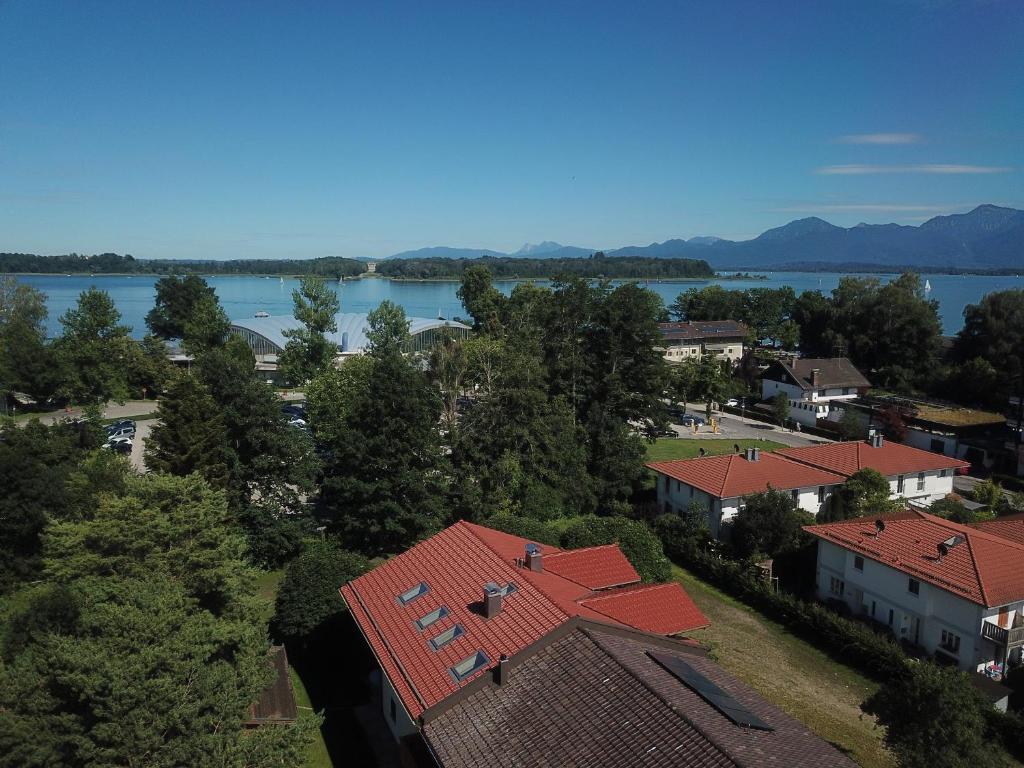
[671,402,831,449]
[129,419,152,472]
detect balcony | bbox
[982,621,1024,647]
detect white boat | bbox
[254,311,270,318]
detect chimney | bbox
[483,583,503,618]
[810,368,821,387]
[496,654,510,685]
[525,543,543,572]
[869,434,884,448]
[745,447,760,462]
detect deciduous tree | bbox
[278,276,340,384]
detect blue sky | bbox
[1,0,1022,260]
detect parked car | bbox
[724,398,740,408]
[103,436,133,454]
[106,419,136,433]
[106,426,135,439]
[679,414,706,427]
[287,417,307,428]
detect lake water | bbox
[13,271,1024,338]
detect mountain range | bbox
[384,205,1024,270]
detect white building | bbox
[648,447,846,539]
[657,320,748,363]
[777,435,966,506]
[760,357,869,428]
[648,437,968,540]
[805,510,1024,686]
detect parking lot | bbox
[668,403,831,449]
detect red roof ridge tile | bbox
[578,581,677,604]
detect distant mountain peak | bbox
[687,236,722,245]
[513,241,565,256]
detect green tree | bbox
[824,467,898,522]
[837,407,864,441]
[145,376,232,488]
[457,265,507,331]
[272,540,370,642]
[929,496,977,524]
[0,473,317,767]
[670,285,743,323]
[305,354,375,444]
[123,334,178,398]
[954,289,1024,407]
[278,276,340,384]
[0,278,63,403]
[0,421,86,592]
[731,489,813,559]
[319,302,446,553]
[146,274,221,340]
[670,357,701,414]
[862,663,1010,768]
[54,288,132,405]
[180,292,231,354]
[971,478,1004,510]
[696,353,730,419]
[770,391,789,425]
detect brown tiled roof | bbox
[658,320,749,342]
[777,440,968,477]
[648,452,846,498]
[762,357,870,390]
[245,645,298,725]
[421,619,858,768]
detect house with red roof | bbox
[804,510,1024,683]
[341,520,709,743]
[648,446,846,538]
[777,434,967,505]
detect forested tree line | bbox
[0,252,366,277]
[377,253,715,279]
[672,275,1024,408]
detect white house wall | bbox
[380,667,418,740]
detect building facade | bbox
[806,511,1024,685]
[760,357,870,428]
[657,320,748,363]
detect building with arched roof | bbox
[229,312,471,361]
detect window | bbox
[829,576,844,596]
[871,600,876,618]
[663,501,671,514]
[430,624,465,651]
[854,555,864,572]
[843,387,851,395]
[940,630,961,654]
[818,485,827,504]
[675,480,680,493]
[908,578,920,596]
[940,469,949,478]
[397,582,429,606]
[689,485,694,499]
[897,475,905,493]
[450,650,489,683]
[888,608,894,626]
[931,439,946,454]
[663,476,669,493]
[791,489,799,503]
[917,472,925,492]
[415,606,449,631]
[389,698,397,722]
[817,389,826,398]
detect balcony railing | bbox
[982,621,1024,647]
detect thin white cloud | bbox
[816,164,1011,175]
[769,203,952,213]
[835,133,922,145]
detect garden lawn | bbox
[673,564,894,768]
[646,437,786,462]
[255,568,334,768]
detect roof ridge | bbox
[718,454,737,497]
[920,510,1024,553]
[579,582,672,605]
[962,534,990,607]
[545,543,622,559]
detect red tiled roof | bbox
[579,582,709,634]
[544,545,640,589]
[804,510,1024,607]
[777,440,968,478]
[647,452,845,499]
[973,514,1024,547]
[342,521,707,719]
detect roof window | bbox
[430,624,465,651]
[397,581,429,606]
[450,650,490,683]
[415,606,449,631]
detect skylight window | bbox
[415,606,449,631]
[397,582,429,606]
[450,650,490,683]
[429,624,464,651]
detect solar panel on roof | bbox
[648,651,774,731]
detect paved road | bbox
[129,419,152,472]
[670,403,831,449]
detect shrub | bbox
[272,540,371,643]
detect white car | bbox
[725,399,740,407]
[103,436,133,454]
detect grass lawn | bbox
[254,568,335,768]
[646,437,786,462]
[673,564,894,768]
